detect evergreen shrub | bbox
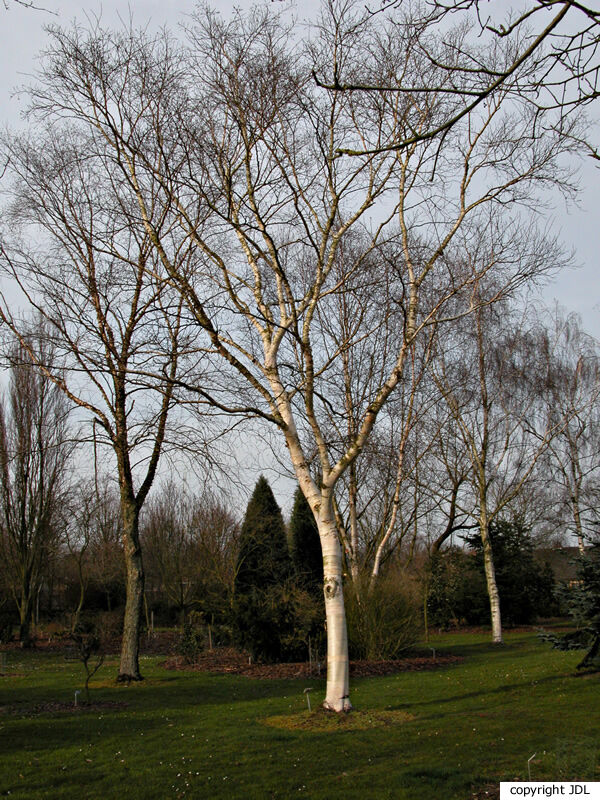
[427,520,556,628]
[540,538,600,671]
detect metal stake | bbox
[303,687,314,712]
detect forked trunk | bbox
[318,513,351,712]
[281,413,352,711]
[118,501,144,681]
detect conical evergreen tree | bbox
[233,476,294,661]
[234,475,291,595]
[289,487,322,595]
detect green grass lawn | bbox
[0,631,598,799]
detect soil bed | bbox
[1,634,463,679]
[0,629,178,656]
[0,700,128,716]
[162,646,462,679]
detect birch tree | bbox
[175,4,571,702]
[318,0,599,157]
[539,309,600,551]
[9,1,578,708]
[431,292,566,642]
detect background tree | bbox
[235,476,292,597]
[233,476,321,663]
[84,479,125,614]
[435,288,562,642]
[431,291,565,642]
[142,482,202,628]
[464,520,556,627]
[233,476,295,662]
[541,533,600,671]
[62,480,99,631]
[427,521,556,630]
[189,494,241,637]
[419,394,478,556]
[288,485,326,660]
[0,59,209,677]
[539,309,600,552]
[289,487,323,597]
[0,331,73,645]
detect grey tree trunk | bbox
[117,501,144,682]
[17,563,36,647]
[18,590,34,648]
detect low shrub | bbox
[176,612,205,663]
[68,614,105,703]
[345,574,421,660]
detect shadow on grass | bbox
[404,764,472,794]
[0,663,309,705]
[387,672,572,715]
[0,665,328,759]
[430,638,531,660]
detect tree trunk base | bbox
[577,635,600,671]
[116,672,144,683]
[323,698,352,713]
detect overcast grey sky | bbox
[0,0,598,340]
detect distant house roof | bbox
[534,547,583,582]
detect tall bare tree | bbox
[0,86,202,678]
[431,291,566,642]
[0,331,73,645]
[539,308,600,551]
[1,1,577,708]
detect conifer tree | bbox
[235,476,291,595]
[289,487,323,595]
[233,476,293,661]
[541,537,600,671]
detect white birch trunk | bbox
[318,512,352,712]
[571,486,586,554]
[306,491,352,711]
[479,505,502,644]
[276,403,352,711]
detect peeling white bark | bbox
[320,518,352,712]
[479,507,502,644]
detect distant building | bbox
[534,547,583,586]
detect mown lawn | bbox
[0,631,598,799]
